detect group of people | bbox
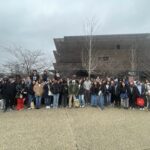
[0,69,150,112]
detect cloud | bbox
[0,0,150,66]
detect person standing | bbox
[27,80,35,109]
[2,78,16,112]
[42,70,48,82]
[78,79,85,108]
[50,79,60,108]
[43,80,53,109]
[136,81,146,110]
[33,80,44,109]
[61,79,68,108]
[110,80,120,107]
[120,81,129,109]
[103,81,111,106]
[90,81,99,107]
[68,80,79,108]
[145,80,150,111]
[127,81,139,109]
[97,81,105,110]
[83,78,91,104]
[30,70,40,82]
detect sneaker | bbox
[9,108,13,111]
[142,108,145,111]
[140,108,143,111]
[82,105,85,108]
[28,107,31,110]
[46,106,50,109]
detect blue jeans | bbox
[104,93,111,106]
[35,96,42,108]
[53,94,59,108]
[91,95,98,106]
[78,95,85,106]
[28,94,34,107]
[45,97,50,106]
[98,94,104,109]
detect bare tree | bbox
[82,17,100,78]
[81,49,99,74]
[1,45,53,75]
[128,41,138,77]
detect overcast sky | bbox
[0,0,150,65]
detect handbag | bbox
[73,99,80,108]
[136,98,145,107]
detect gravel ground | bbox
[0,107,150,150]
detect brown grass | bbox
[0,107,150,150]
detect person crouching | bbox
[16,94,24,111]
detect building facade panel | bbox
[53,33,150,76]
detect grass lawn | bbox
[0,107,150,150]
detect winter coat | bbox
[110,84,120,96]
[27,83,35,95]
[61,83,68,95]
[78,84,85,95]
[33,83,44,96]
[90,84,99,95]
[68,83,79,95]
[98,84,105,95]
[50,83,60,94]
[103,84,111,95]
[2,81,16,100]
[120,85,129,99]
[43,83,52,98]
[0,82,2,99]
[127,85,139,101]
[42,74,48,82]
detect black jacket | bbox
[27,83,35,95]
[61,83,68,95]
[2,81,16,98]
[51,83,60,94]
[127,85,139,100]
[43,83,52,98]
[90,84,99,95]
[78,84,85,95]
